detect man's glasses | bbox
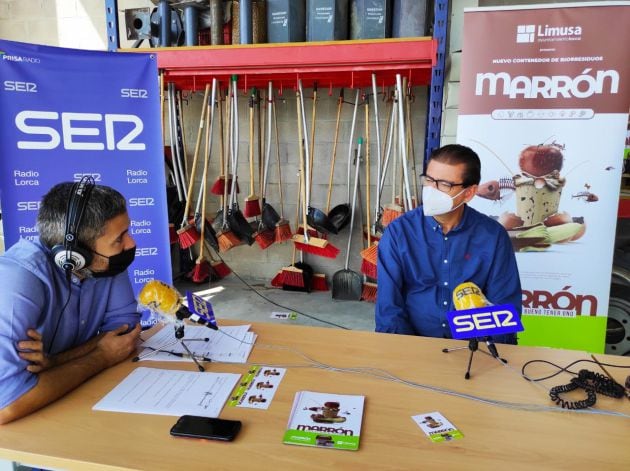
[420,175,466,193]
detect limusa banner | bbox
[457,3,630,352]
[0,40,171,327]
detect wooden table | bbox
[1,321,629,470]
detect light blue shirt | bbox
[376,205,521,343]
[0,239,139,409]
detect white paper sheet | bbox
[138,325,256,364]
[92,367,241,417]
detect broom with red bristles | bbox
[243,91,261,218]
[361,280,378,303]
[190,84,217,285]
[292,81,339,259]
[277,172,308,291]
[270,84,292,243]
[203,241,231,279]
[177,83,212,248]
[360,91,378,278]
[312,273,329,292]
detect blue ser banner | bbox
[0,40,171,326]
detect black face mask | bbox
[91,246,136,278]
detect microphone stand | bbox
[442,337,507,380]
[134,321,210,372]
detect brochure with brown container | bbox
[283,391,365,451]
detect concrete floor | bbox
[175,273,376,332]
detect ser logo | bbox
[4,81,37,92]
[121,88,148,98]
[135,247,158,256]
[446,304,523,340]
[129,197,155,207]
[17,201,41,211]
[73,172,102,182]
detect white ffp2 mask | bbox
[422,186,466,217]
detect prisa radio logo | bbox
[475,69,619,99]
[0,50,41,64]
[516,24,582,43]
[522,286,597,317]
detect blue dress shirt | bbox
[0,239,139,409]
[376,205,521,343]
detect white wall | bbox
[0,0,153,50]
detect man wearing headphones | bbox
[0,178,141,424]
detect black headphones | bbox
[51,176,96,274]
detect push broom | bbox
[292,81,340,259]
[176,83,211,248]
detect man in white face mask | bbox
[375,145,521,343]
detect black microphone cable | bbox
[207,252,352,331]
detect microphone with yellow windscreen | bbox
[138,279,183,319]
[452,281,491,310]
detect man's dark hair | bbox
[37,182,127,249]
[429,144,481,187]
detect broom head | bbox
[210,175,226,195]
[381,204,404,227]
[274,219,293,243]
[254,228,275,250]
[217,229,241,253]
[281,265,305,289]
[190,258,211,284]
[177,224,201,249]
[360,258,377,278]
[312,273,329,291]
[243,195,261,218]
[292,234,340,259]
[361,281,378,303]
[360,243,378,265]
[210,259,231,278]
[270,269,285,287]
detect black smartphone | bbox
[170,415,242,442]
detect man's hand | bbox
[17,329,54,373]
[95,324,141,368]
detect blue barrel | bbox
[392,0,428,37]
[350,0,392,40]
[267,0,306,43]
[306,0,349,41]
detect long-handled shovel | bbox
[333,137,363,300]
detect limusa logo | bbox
[516,24,583,43]
[0,50,41,64]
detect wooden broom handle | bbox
[326,88,343,213]
[272,90,285,218]
[365,95,371,247]
[248,93,255,195]
[182,83,211,219]
[309,82,317,194]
